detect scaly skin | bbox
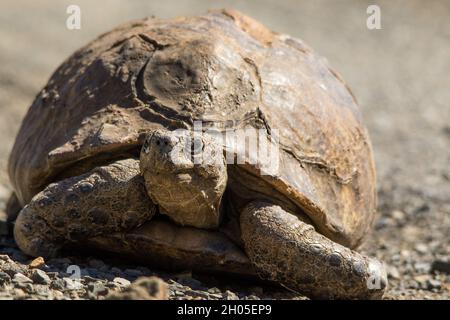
[140,130,227,229]
[14,159,156,258]
[240,202,387,299]
[14,131,386,299]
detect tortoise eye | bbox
[142,139,150,153]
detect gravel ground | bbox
[1,0,449,300]
[0,237,297,300]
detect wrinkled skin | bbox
[9,10,386,299]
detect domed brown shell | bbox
[8,9,376,249]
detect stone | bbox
[106,277,168,300]
[207,287,221,294]
[0,271,11,286]
[431,259,450,274]
[87,282,108,296]
[223,290,239,300]
[12,288,27,299]
[63,277,82,290]
[427,279,441,290]
[413,262,431,273]
[414,275,431,290]
[1,261,26,277]
[387,265,400,279]
[31,269,51,285]
[0,292,13,300]
[17,282,34,294]
[69,291,80,300]
[51,290,65,300]
[45,272,60,279]
[414,243,428,254]
[51,279,65,291]
[187,290,209,299]
[0,254,11,262]
[391,210,405,221]
[34,285,51,297]
[12,273,33,285]
[113,277,131,286]
[29,257,46,269]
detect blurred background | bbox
[0,0,449,299]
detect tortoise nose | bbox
[143,131,179,155]
[154,135,175,152]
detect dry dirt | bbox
[0,0,449,299]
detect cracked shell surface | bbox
[8,9,376,249]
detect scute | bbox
[8,9,376,248]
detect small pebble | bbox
[113,277,131,287]
[431,259,450,274]
[207,287,221,294]
[223,290,239,300]
[413,262,431,273]
[387,265,400,279]
[0,271,11,285]
[0,254,11,262]
[51,279,65,291]
[427,279,441,290]
[12,273,33,284]
[391,210,405,221]
[87,282,108,296]
[414,243,428,254]
[63,277,82,290]
[31,269,51,285]
[29,257,45,269]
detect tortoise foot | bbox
[14,159,156,258]
[240,201,387,299]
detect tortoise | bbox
[7,9,387,299]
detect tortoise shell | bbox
[8,9,376,249]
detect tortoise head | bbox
[140,129,227,229]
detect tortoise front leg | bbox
[240,201,387,299]
[14,159,156,258]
